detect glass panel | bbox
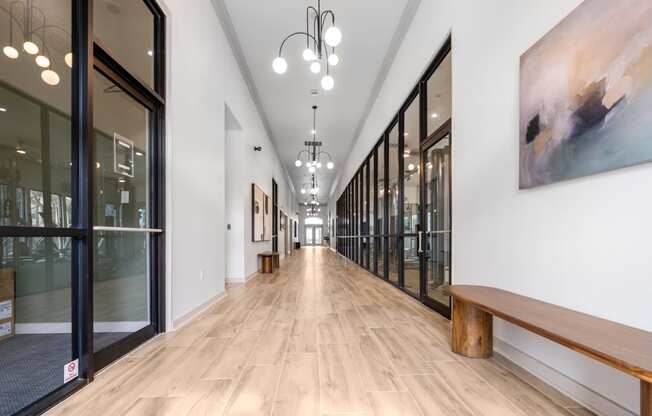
[427,52,452,136]
[388,125,399,237]
[403,95,420,234]
[93,70,151,352]
[377,140,385,278]
[362,164,367,268]
[0,237,73,416]
[0,84,72,229]
[369,153,375,272]
[314,227,322,245]
[425,135,452,306]
[93,231,149,351]
[94,71,149,229]
[94,0,155,88]
[403,235,419,295]
[388,236,399,285]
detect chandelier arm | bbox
[321,10,335,29]
[278,31,317,56]
[296,149,310,160]
[318,150,333,161]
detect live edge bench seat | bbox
[445,285,652,416]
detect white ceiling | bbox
[221,0,416,205]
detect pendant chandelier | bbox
[272,0,342,91]
[295,105,335,171]
[300,173,321,196]
[2,0,72,86]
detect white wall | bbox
[161,0,297,326]
[330,1,650,414]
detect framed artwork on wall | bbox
[252,184,268,242]
[519,0,652,188]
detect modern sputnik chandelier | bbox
[300,173,321,196]
[272,0,342,91]
[2,0,73,86]
[295,105,335,173]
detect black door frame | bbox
[7,1,167,414]
[419,120,452,318]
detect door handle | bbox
[417,231,424,254]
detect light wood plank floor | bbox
[46,247,596,416]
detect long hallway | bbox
[47,248,592,416]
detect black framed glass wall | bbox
[335,37,451,317]
[0,1,166,414]
[402,90,420,297]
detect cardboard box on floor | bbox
[0,268,15,342]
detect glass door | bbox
[91,63,162,369]
[419,122,452,317]
[314,226,322,245]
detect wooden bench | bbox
[446,285,652,416]
[258,252,279,273]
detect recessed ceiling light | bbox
[431,113,439,118]
[404,132,408,136]
[0,107,6,112]
[147,50,153,57]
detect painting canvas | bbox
[252,184,266,242]
[519,0,652,188]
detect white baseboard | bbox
[227,268,265,284]
[15,321,150,334]
[494,337,635,416]
[172,291,227,330]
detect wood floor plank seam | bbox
[45,248,597,416]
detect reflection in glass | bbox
[93,70,151,352]
[0,86,72,228]
[403,236,419,295]
[388,125,399,284]
[0,237,73,416]
[93,231,149,351]
[94,71,149,229]
[427,52,452,136]
[425,135,451,307]
[94,0,155,88]
[402,96,421,296]
[369,152,375,272]
[376,141,385,277]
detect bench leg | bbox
[451,298,493,358]
[643,381,651,416]
[261,257,273,274]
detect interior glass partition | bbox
[376,139,385,278]
[402,93,420,296]
[0,0,166,414]
[334,37,451,319]
[368,152,375,273]
[387,123,399,285]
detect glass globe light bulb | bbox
[41,69,60,86]
[328,54,339,66]
[316,162,322,169]
[408,163,415,171]
[324,26,342,47]
[300,188,306,194]
[302,48,315,62]
[327,161,334,170]
[309,166,316,173]
[35,55,50,68]
[294,159,302,167]
[272,56,287,74]
[321,75,334,91]
[23,41,39,55]
[3,46,19,59]
[65,53,73,68]
[310,61,321,74]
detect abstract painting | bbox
[252,184,266,242]
[519,0,652,188]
